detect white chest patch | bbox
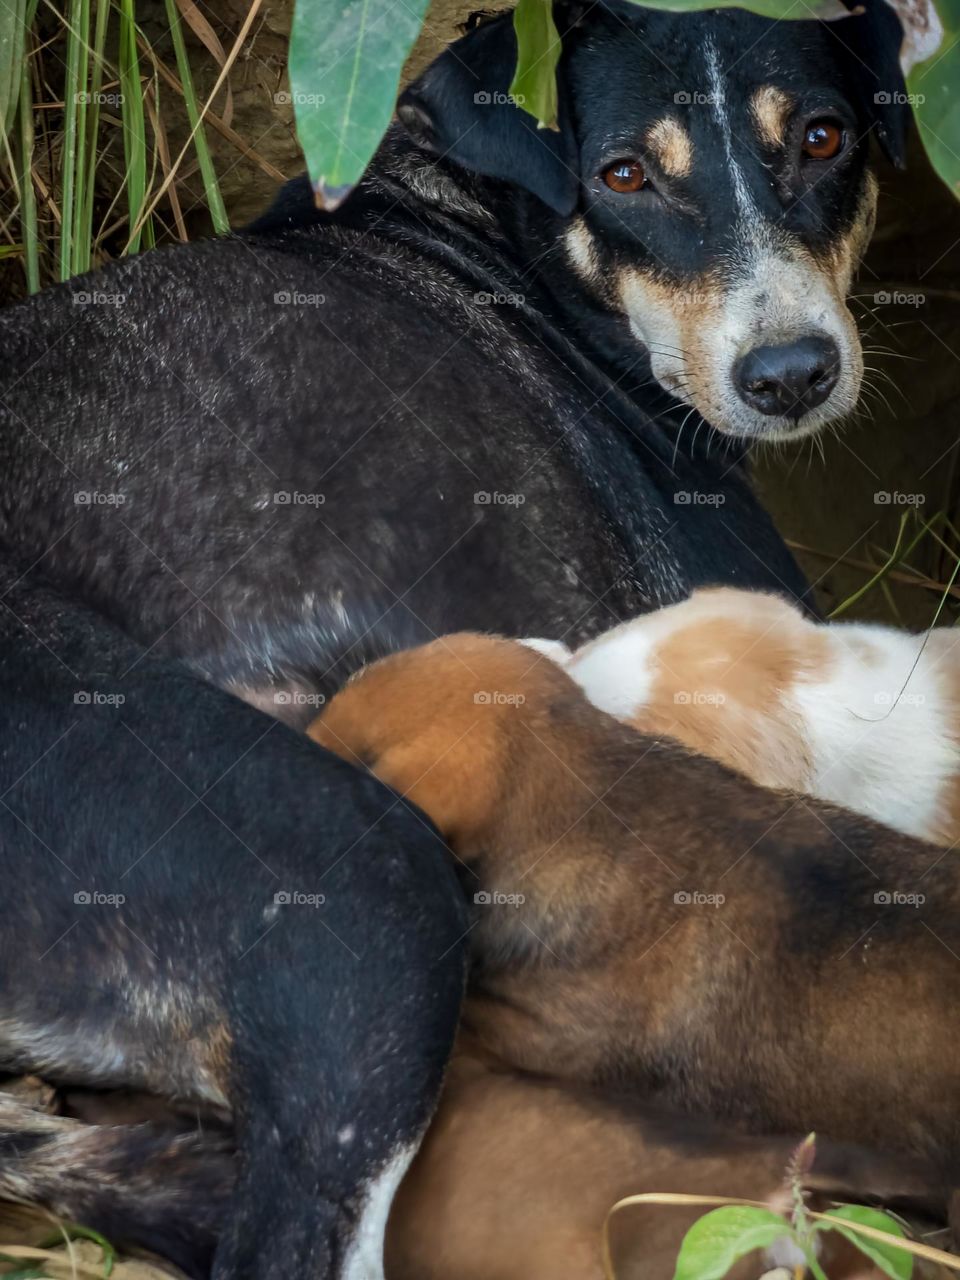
[340,1143,417,1280]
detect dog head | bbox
[398,1,909,441]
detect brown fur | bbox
[309,634,960,1176]
[387,1039,948,1280]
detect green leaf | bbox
[289,0,429,207]
[672,1206,792,1280]
[0,0,27,134]
[908,0,960,201]
[509,0,562,129]
[815,1205,913,1280]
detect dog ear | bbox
[834,0,912,168]
[396,13,579,215]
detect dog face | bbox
[399,1,909,441]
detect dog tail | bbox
[0,1095,233,1277]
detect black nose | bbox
[734,336,841,420]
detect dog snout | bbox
[734,335,841,421]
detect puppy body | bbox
[548,588,960,845]
[387,1039,947,1280]
[309,635,960,1174]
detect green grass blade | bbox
[75,0,111,272]
[70,0,91,274]
[118,0,147,253]
[18,50,40,292]
[0,0,28,134]
[58,0,86,279]
[164,0,228,232]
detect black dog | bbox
[0,561,466,1279]
[0,1,909,719]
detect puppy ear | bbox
[834,1,912,168]
[396,14,579,215]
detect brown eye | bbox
[801,118,844,161]
[602,160,647,193]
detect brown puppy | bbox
[387,1039,948,1280]
[308,635,960,1177]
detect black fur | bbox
[0,562,467,1278]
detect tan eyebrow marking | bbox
[751,85,794,149]
[644,117,693,178]
[564,218,601,285]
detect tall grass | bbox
[0,0,231,295]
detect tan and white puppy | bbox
[528,588,960,845]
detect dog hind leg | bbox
[0,1095,233,1276]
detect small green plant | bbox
[602,1134,960,1280]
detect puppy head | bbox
[308,634,573,843]
[398,2,909,442]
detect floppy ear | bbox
[833,0,912,168]
[396,13,580,215]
